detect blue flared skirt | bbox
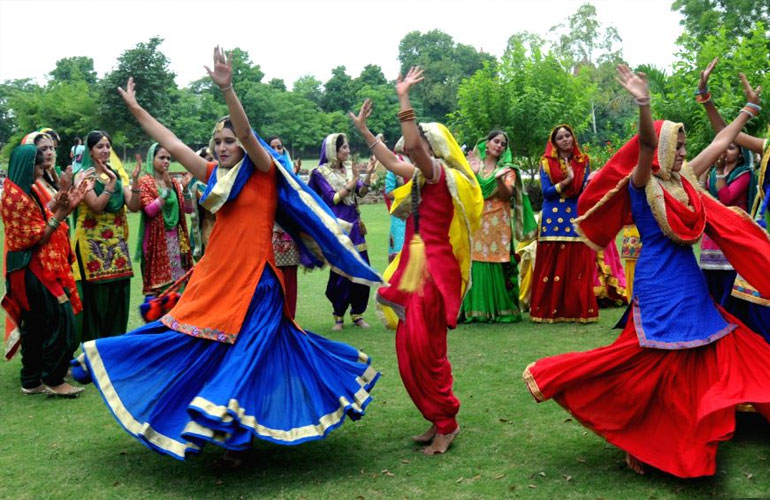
[71,267,380,460]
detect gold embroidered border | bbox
[530,315,598,324]
[83,341,195,459]
[522,363,545,402]
[574,175,631,252]
[186,364,377,443]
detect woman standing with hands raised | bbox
[71,47,381,460]
[349,66,483,455]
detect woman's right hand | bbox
[616,64,649,103]
[205,46,232,90]
[117,77,139,109]
[396,66,424,97]
[467,149,481,173]
[348,99,372,132]
[346,176,358,191]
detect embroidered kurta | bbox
[471,170,515,262]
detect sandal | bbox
[351,315,370,329]
[332,316,344,332]
[44,383,85,398]
[21,384,47,395]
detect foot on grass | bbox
[625,453,646,475]
[412,424,437,444]
[423,427,459,455]
[45,382,84,398]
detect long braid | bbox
[399,169,427,292]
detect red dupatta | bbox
[541,124,590,198]
[575,120,770,298]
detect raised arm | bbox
[119,78,209,182]
[348,99,415,179]
[205,46,272,173]
[617,65,656,188]
[697,58,765,154]
[396,67,436,181]
[689,73,760,175]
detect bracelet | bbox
[696,92,712,104]
[634,96,651,106]
[367,138,381,150]
[746,102,761,111]
[102,188,114,196]
[715,174,727,179]
[694,87,708,96]
[47,216,61,230]
[739,108,757,120]
[397,108,416,122]
[219,85,232,92]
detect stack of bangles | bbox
[695,90,711,104]
[398,108,416,122]
[102,188,114,196]
[740,103,761,120]
[47,216,61,230]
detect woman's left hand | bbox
[59,166,73,192]
[366,156,377,175]
[348,99,373,132]
[181,172,193,190]
[205,46,232,90]
[740,73,761,106]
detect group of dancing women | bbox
[4,47,770,476]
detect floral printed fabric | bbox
[74,207,133,282]
[471,171,515,263]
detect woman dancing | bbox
[349,66,483,454]
[71,47,382,460]
[523,65,770,477]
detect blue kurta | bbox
[538,165,589,242]
[629,182,736,349]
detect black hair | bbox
[550,126,572,145]
[153,145,168,159]
[35,148,45,166]
[486,129,509,147]
[33,133,52,146]
[266,136,281,144]
[86,130,112,150]
[74,137,82,145]
[215,117,235,134]
[196,147,210,159]
[335,134,346,152]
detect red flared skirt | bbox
[523,307,770,478]
[530,240,598,323]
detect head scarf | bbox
[199,118,248,213]
[134,143,181,265]
[475,135,538,242]
[541,124,589,198]
[706,145,757,210]
[314,133,356,206]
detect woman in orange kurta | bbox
[71,48,381,460]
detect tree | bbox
[355,64,387,88]
[268,78,287,92]
[292,75,323,106]
[671,0,770,45]
[168,87,227,147]
[49,56,97,85]
[99,37,177,147]
[451,33,592,178]
[550,3,622,71]
[398,30,496,121]
[321,66,355,113]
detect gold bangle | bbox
[398,108,416,122]
[554,183,562,194]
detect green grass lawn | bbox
[0,204,768,499]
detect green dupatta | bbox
[707,147,757,211]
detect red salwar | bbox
[378,168,462,434]
[529,241,598,322]
[524,306,770,478]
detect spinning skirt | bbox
[523,306,770,478]
[72,268,380,460]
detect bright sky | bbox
[0,0,683,89]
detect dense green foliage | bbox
[0,1,767,174]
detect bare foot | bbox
[45,382,84,398]
[625,453,645,475]
[412,424,437,444]
[332,321,343,332]
[423,427,460,455]
[353,318,371,329]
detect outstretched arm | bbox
[698,58,765,154]
[689,73,760,175]
[206,46,272,173]
[348,99,415,179]
[118,78,209,182]
[396,67,436,181]
[617,65,656,188]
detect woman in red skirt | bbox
[529,124,598,323]
[524,65,770,478]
